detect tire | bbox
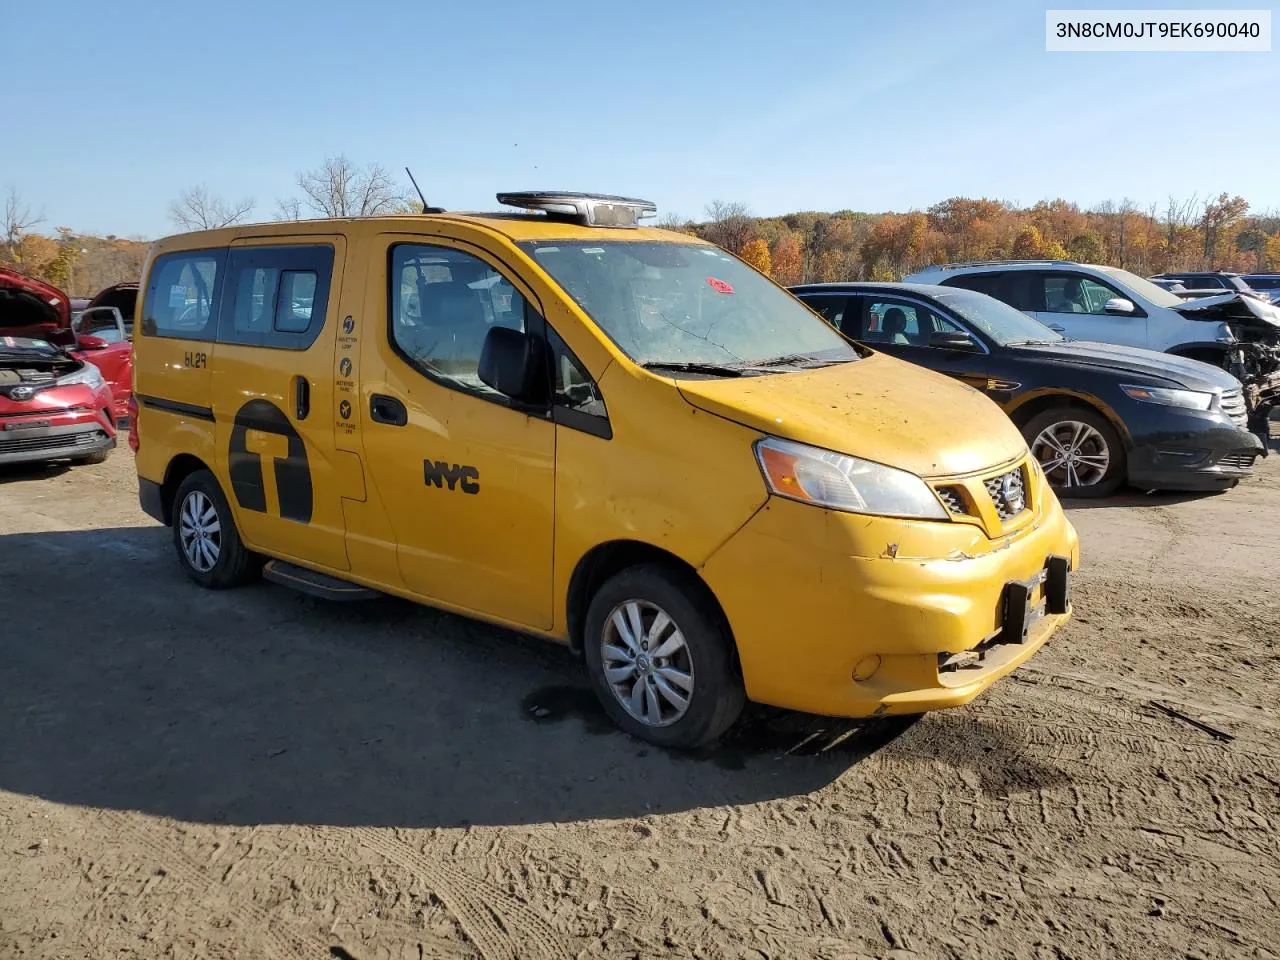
[582,563,745,749]
[1021,406,1126,498]
[72,449,109,465]
[171,469,261,589]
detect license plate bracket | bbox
[2,419,52,432]
[1001,554,1071,642]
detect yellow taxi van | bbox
[131,191,1080,747]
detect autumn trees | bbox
[687,194,1279,284]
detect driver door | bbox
[845,296,996,393]
[358,234,556,629]
[1030,271,1148,348]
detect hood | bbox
[0,268,71,329]
[675,352,1027,479]
[86,281,140,321]
[1009,340,1242,392]
[1172,292,1280,335]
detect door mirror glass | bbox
[478,326,543,402]
[1104,297,1136,314]
[927,331,979,350]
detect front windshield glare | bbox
[1101,267,1185,307]
[934,288,1063,345]
[520,240,858,367]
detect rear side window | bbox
[218,245,334,349]
[143,250,225,340]
[797,294,848,330]
[942,272,1004,297]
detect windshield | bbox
[519,240,858,368]
[932,287,1063,345]
[1098,267,1185,308]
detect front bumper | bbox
[1128,420,1264,491]
[0,421,115,465]
[701,484,1079,718]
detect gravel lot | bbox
[2,447,1278,960]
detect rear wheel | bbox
[171,470,261,588]
[583,564,745,748]
[1022,406,1126,498]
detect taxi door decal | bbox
[228,398,313,523]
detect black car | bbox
[791,282,1264,496]
[1150,272,1270,302]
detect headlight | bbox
[56,362,105,390]
[1120,384,1212,411]
[755,437,948,519]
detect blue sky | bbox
[4,0,1277,238]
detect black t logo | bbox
[228,400,312,523]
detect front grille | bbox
[1218,451,1257,470]
[983,467,1028,522]
[1219,389,1248,428]
[935,485,971,517]
[0,431,103,456]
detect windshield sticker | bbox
[706,277,735,295]
[169,285,187,308]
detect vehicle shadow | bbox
[0,525,1017,829]
[1061,487,1229,511]
[0,461,72,483]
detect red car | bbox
[0,336,117,466]
[0,268,134,427]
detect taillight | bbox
[127,394,140,452]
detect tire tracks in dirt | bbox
[352,827,568,960]
[97,811,331,959]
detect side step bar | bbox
[262,560,382,601]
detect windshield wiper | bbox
[752,352,851,368]
[642,361,749,377]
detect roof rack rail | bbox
[932,259,1080,270]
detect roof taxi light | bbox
[496,191,657,228]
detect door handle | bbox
[369,394,407,426]
[294,376,310,420]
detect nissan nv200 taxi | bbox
[132,192,1079,747]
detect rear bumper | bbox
[138,476,167,524]
[1128,423,1264,491]
[0,422,114,466]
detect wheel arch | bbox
[1007,391,1132,450]
[1165,342,1229,367]
[157,453,215,525]
[565,540,735,660]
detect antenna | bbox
[405,167,444,214]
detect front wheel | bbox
[171,470,262,588]
[583,564,745,749]
[1022,406,1126,498]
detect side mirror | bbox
[1104,297,1136,315]
[478,326,543,403]
[927,331,979,350]
[75,334,109,350]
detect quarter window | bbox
[143,250,224,340]
[390,244,529,400]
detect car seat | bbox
[881,307,911,345]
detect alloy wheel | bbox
[600,599,695,727]
[1031,420,1111,488]
[179,490,222,573]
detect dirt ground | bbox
[2,447,1278,960]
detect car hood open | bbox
[0,268,71,329]
[1010,340,1242,392]
[674,351,1028,479]
[1172,292,1280,336]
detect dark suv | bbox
[1150,272,1269,301]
